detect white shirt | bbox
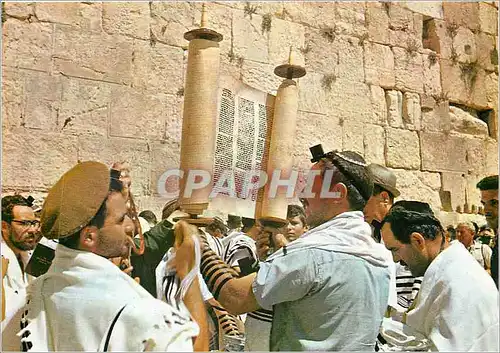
[406,241,499,351]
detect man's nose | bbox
[124,216,135,236]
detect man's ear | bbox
[409,232,426,251]
[330,182,348,202]
[1,221,10,240]
[380,191,391,204]
[79,226,99,252]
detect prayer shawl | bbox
[267,211,397,307]
[18,244,198,351]
[406,241,499,351]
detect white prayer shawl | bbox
[18,244,198,351]
[267,211,397,308]
[1,239,33,351]
[406,241,499,352]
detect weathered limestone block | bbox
[342,120,365,156]
[475,32,497,72]
[400,2,444,19]
[216,1,284,17]
[479,2,498,35]
[151,138,182,197]
[452,27,477,64]
[59,77,113,136]
[485,72,499,108]
[420,131,468,172]
[442,2,480,32]
[23,72,62,131]
[335,2,367,37]
[441,172,466,212]
[388,4,423,51]
[370,85,388,126]
[422,50,442,97]
[281,2,336,28]
[53,26,134,84]
[298,72,329,114]
[3,2,34,19]
[390,169,442,211]
[150,2,195,48]
[232,11,269,63]
[303,27,339,74]
[385,128,420,170]
[393,47,424,93]
[326,78,372,123]
[2,69,24,129]
[485,138,500,175]
[2,20,53,72]
[402,92,421,131]
[364,124,386,165]
[449,105,489,136]
[132,40,184,95]
[35,2,102,31]
[77,136,151,196]
[268,17,306,67]
[464,134,487,173]
[385,90,403,128]
[2,128,78,189]
[421,100,451,132]
[366,2,390,45]
[103,2,150,39]
[422,18,453,59]
[335,36,364,83]
[364,42,395,88]
[109,86,178,140]
[241,60,282,95]
[470,68,493,109]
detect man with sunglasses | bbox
[1,195,41,349]
[381,201,498,351]
[176,148,394,350]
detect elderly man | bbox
[477,175,498,288]
[18,162,207,351]
[1,195,41,350]
[177,149,393,351]
[456,221,492,273]
[381,201,498,351]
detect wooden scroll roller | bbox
[178,3,223,223]
[257,47,306,230]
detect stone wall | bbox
[2,1,498,225]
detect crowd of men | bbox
[1,147,498,351]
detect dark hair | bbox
[227,214,242,229]
[59,177,123,249]
[476,175,498,191]
[241,217,256,233]
[2,195,32,223]
[287,204,307,226]
[373,184,395,203]
[138,210,157,225]
[206,217,228,235]
[320,151,373,211]
[381,200,444,244]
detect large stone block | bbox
[402,92,421,131]
[150,2,195,48]
[485,138,499,175]
[366,2,390,45]
[420,131,468,172]
[342,120,365,156]
[2,20,53,72]
[103,2,150,39]
[363,124,386,165]
[2,128,78,189]
[240,60,282,95]
[422,50,442,97]
[335,36,364,83]
[3,2,34,19]
[268,17,306,67]
[232,10,269,63]
[452,27,477,64]
[464,134,487,173]
[388,4,423,51]
[281,2,336,29]
[393,47,424,93]
[478,2,498,35]
[22,71,62,131]
[109,87,179,141]
[298,72,329,114]
[422,18,453,59]
[442,2,480,32]
[335,2,367,37]
[35,2,102,31]
[421,100,451,132]
[151,139,182,197]
[370,85,388,126]
[484,71,498,108]
[385,128,420,170]
[385,90,403,128]
[2,68,24,129]
[59,77,114,136]
[390,169,442,211]
[303,27,339,74]
[53,26,134,84]
[325,78,372,123]
[77,136,152,197]
[449,105,489,136]
[131,40,184,95]
[400,2,444,19]
[475,32,497,72]
[364,42,395,88]
[441,172,466,212]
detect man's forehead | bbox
[13,205,35,218]
[381,223,398,244]
[481,189,498,199]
